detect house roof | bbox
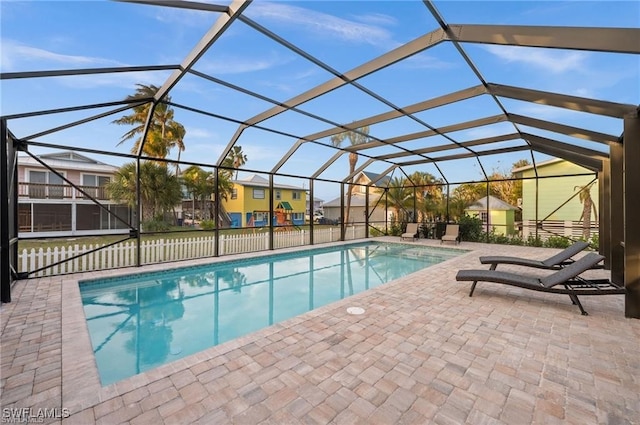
[323,192,383,208]
[361,171,391,187]
[18,150,118,173]
[465,195,519,211]
[512,158,564,173]
[232,174,304,191]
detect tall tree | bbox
[386,176,412,222]
[182,166,233,220]
[112,84,186,162]
[221,145,247,180]
[106,161,182,222]
[331,126,370,225]
[408,171,444,221]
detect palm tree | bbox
[182,166,233,221]
[409,171,444,222]
[221,145,247,180]
[112,84,186,162]
[166,122,186,175]
[574,181,598,239]
[331,125,370,225]
[386,176,412,223]
[106,161,182,222]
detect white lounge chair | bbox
[401,223,419,241]
[441,224,459,244]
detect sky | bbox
[1,0,639,202]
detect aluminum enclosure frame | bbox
[1,0,639,317]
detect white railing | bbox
[521,220,599,240]
[18,226,367,277]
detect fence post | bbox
[565,220,573,237]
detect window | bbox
[28,170,64,199]
[480,212,489,224]
[292,213,304,221]
[82,174,110,199]
[253,188,265,199]
[231,188,238,199]
[275,190,281,200]
[292,191,301,200]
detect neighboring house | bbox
[306,197,324,215]
[18,151,130,236]
[224,175,307,228]
[513,158,599,238]
[323,171,393,226]
[465,195,519,236]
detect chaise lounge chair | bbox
[401,223,419,241]
[456,252,625,315]
[479,240,591,270]
[441,224,459,244]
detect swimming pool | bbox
[79,241,463,385]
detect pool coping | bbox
[61,238,474,413]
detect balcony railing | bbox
[18,182,110,200]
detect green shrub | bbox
[389,223,404,236]
[143,219,170,232]
[200,220,215,230]
[543,236,571,249]
[458,215,483,242]
[507,235,525,246]
[419,222,431,239]
[369,226,385,237]
[526,235,543,247]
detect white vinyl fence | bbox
[19,226,367,277]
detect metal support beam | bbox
[610,141,624,286]
[508,113,619,145]
[599,159,611,269]
[623,113,640,318]
[269,174,274,250]
[489,84,637,118]
[340,184,345,241]
[1,119,12,302]
[154,0,249,103]
[447,24,640,54]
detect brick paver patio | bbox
[2,239,639,424]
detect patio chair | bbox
[456,252,625,315]
[401,223,419,241]
[441,224,459,244]
[479,241,591,270]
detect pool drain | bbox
[346,307,365,315]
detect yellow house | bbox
[513,158,599,239]
[514,158,598,222]
[224,175,307,228]
[465,195,519,236]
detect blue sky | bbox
[1,1,638,202]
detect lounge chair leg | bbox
[469,282,477,297]
[569,294,588,315]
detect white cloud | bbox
[485,45,588,73]
[353,13,398,27]
[246,2,394,48]
[198,51,291,75]
[186,128,215,139]
[1,39,122,72]
[402,51,455,70]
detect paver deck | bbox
[2,238,639,424]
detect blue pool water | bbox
[79,241,463,385]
